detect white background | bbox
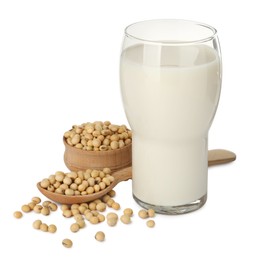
[0,0,255,259]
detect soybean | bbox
[70,223,80,232]
[89,216,99,225]
[40,223,48,232]
[62,238,73,248]
[123,208,133,217]
[28,202,36,210]
[63,209,72,218]
[148,209,155,217]
[107,218,118,227]
[32,197,41,204]
[106,212,118,220]
[106,212,118,227]
[76,220,86,228]
[97,214,105,222]
[146,220,155,228]
[48,224,57,233]
[95,231,105,242]
[138,209,148,219]
[96,202,106,212]
[33,220,42,229]
[21,204,31,213]
[49,203,58,211]
[111,202,120,210]
[120,214,131,224]
[41,207,50,216]
[33,205,43,213]
[13,211,23,219]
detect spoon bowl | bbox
[37,149,236,204]
[37,167,132,204]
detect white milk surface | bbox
[120,44,221,206]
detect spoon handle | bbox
[208,149,236,166]
[112,166,132,182]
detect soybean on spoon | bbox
[37,149,236,204]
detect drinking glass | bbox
[120,19,222,214]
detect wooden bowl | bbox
[63,137,132,172]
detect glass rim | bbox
[124,19,218,45]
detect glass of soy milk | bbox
[120,19,222,214]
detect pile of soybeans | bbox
[14,169,156,248]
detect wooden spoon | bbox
[37,149,236,204]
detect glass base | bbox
[133,193,207,215]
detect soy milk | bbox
[120,44,221,206]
